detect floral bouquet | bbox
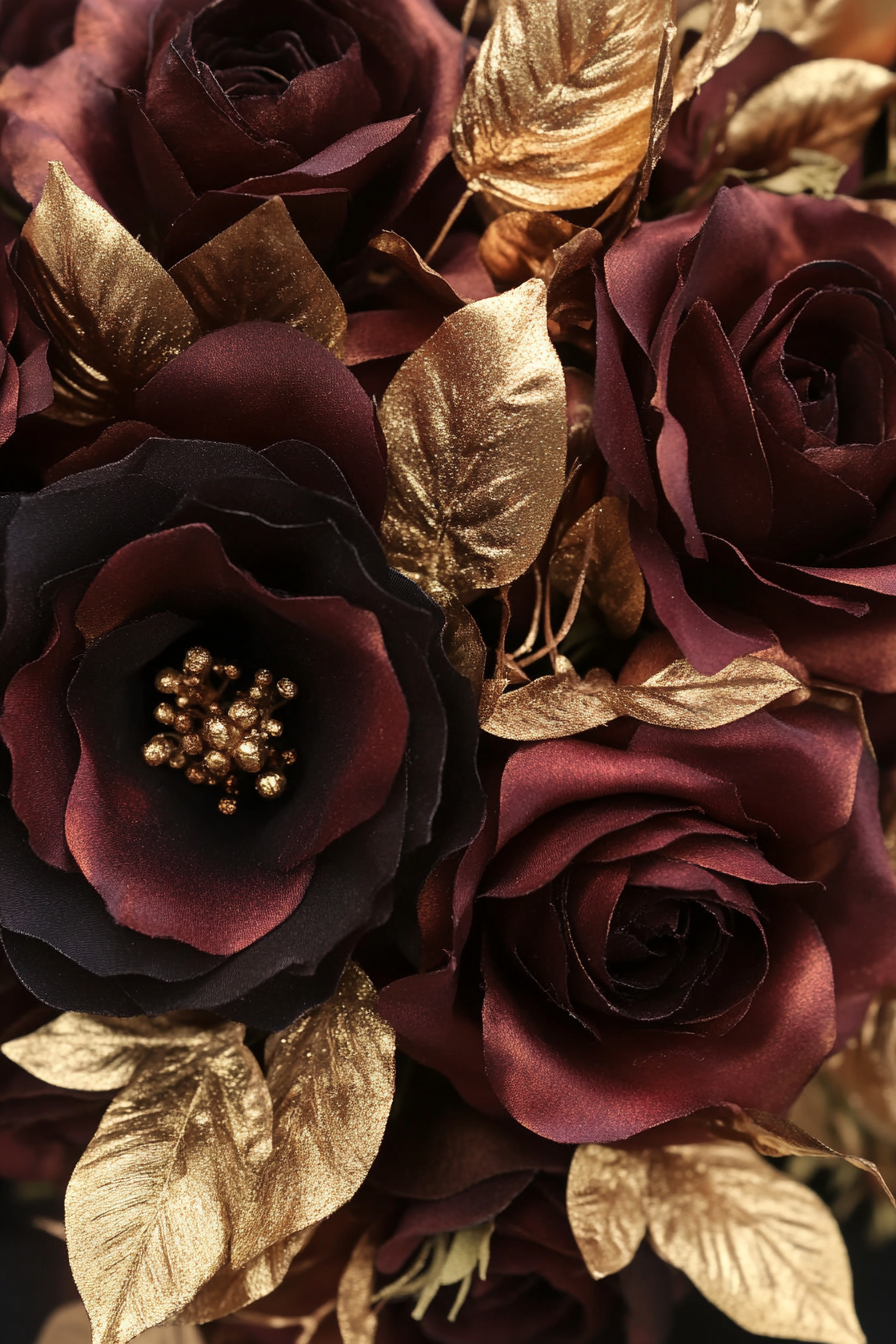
[4,1,896,1343]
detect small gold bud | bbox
[255,669,273,686]
[228,699,258,729]
[203,717,236,751]
[281,749,297,765]
[155,669,180,694]
[169,752,186,769]
[154,703,175,725]
[276,677,297,699]
[143,736,173,766]
[175,695,189,708]
[234,739,263,772]
[204,750,231,778]
[174,713,193,733]
[223,664,240,680]
[265,718,283,737]
[249,685,263,700]
[185,764,208,785]
[256,770,287,799]
[181,733,204,756]
[183,647,213,675]
[218,798,238,816]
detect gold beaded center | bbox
[142,646,297,815]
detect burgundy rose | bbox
[380,703,896,1143]
[0,243,52,482]
[596,184,896,691]
[0,437,481,1027]
[203,1075,682,1344]
[0,0,465,260]
[0,0,78,73]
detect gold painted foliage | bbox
[451,0,677,212]
[567,1141,865,1344]
[379,280,568,602]
[2,964,394,1344]
[481,654,801,739]
[17,165,347,424]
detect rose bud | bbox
[380,701,896,1143]
[595,184,896,692]
[0,0,466,260]
[0,437,481,1026]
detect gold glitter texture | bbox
[568,1142,865,1344]
[450,0,675,211]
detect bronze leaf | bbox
[548,496,645,639]
[478,211,581,287]
[673,0,761,110]
[18,162,201,424]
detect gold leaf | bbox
[566,1145,649,1278]
[450,0,676,211]
[1,1013,193,1092]
[170,198,346,357]
[478,211,580,287]
[36,1301,204,1344]
[379,279,567,600]
[66,1022,267,1344]
[548,497,645,639]
[368,232,467,313]
[760,148,849,198]
[723,59,896,172]
[231,962,395,1269]
[337,1228,380,1344]
[673,0,762,110]
[482,655,800,739]
[648,1143,865,1344]
[442,590,488,696]
[175,1229,316,1327]
[760,0,896,62]
[18,162,201,424]
[717,1106,896,1210]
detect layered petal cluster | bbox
[0,438,481,1027]
[382,704,896,1142]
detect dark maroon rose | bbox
[379,702,896,1143]
[595,184,896,691]
[0,244,52,475]
[0,950,110,1180]
[0,437,482,1027]
[0,0,465,260]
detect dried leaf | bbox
[715,1106,896,1209]
[1,1012,223,1092]
[548,497,645,639]
[66,1022,266,1344]
[18,162,201,424]
[451,0,676,211]
[379,280,567,600]
[170,198,347,356]
[368,232,467,313]
[175,1229,316,1327]
[337,1228,380,1344]
[649,1143,865,1344]
[760,148,849,197]
[723,59,896,172]
[482,654,800,739]
[566,1145,648,1278]
[232,962,395,1268]
[478,211,580,286]
[673,0,762,110]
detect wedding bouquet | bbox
[2,1,896,1342]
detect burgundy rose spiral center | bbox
[193,0,354,96]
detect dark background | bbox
[1,1179,892,1344]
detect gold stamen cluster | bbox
[143,646,297,815]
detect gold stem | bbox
[424,187,475,264]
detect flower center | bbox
[142,645,297,815]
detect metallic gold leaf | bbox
[175,1229,316,1327]
[368,232,466,313]
[337,1228,380,1344]
[170,198,346,357]
[673,0,761,110]
[716,1106,896,1210]
[482,654,801,739]
[566,1145,649,1278]
[548,497,645,639]
[18,162,201,424]
[450,0,676,211]
[36,1302,203,1344]
[723,59,896,172]
[66,1023,267,1344]
[760,0,896,62]
[442,590,488,695]
[231,962,395,1269]
[1,1012,225,1093]
[648,1143,865,1344]
[379,280,567,600]
[478,212,581,287]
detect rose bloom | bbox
[204,1077,683,1344]
[0,0,464,259]
[0,437,481,1026]
[595,184,896,691]
[380,702,896,1143]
